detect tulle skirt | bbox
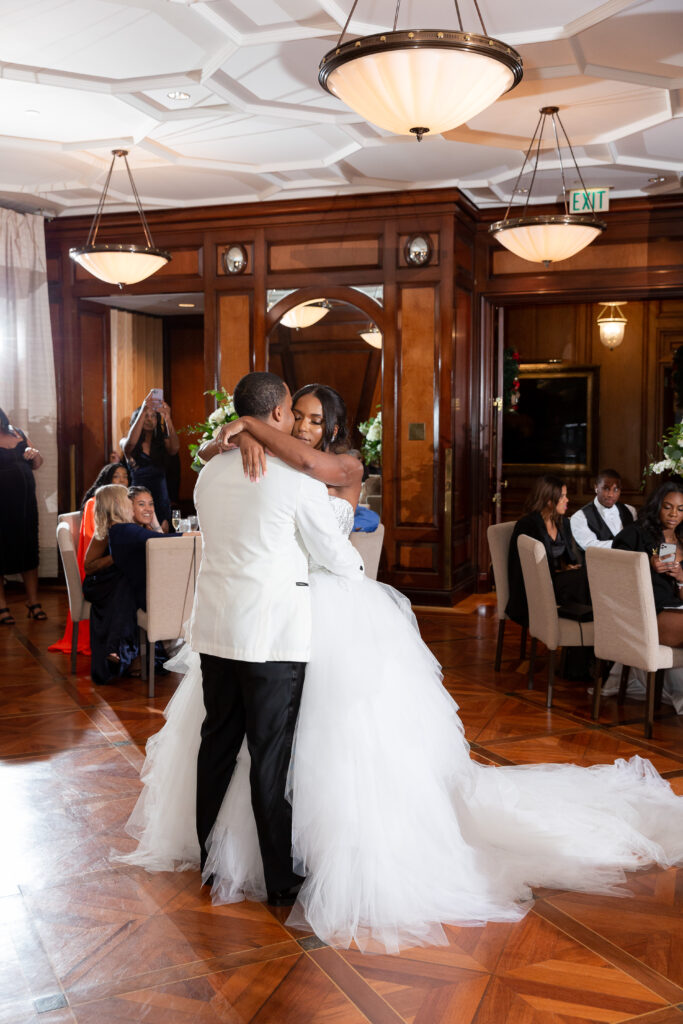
[120,572,683,953]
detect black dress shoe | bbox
[267,884,301,907]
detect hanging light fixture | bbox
[489,107,606,265]
[281,299,331,330]
[597,302,627,349]
[360,325,382,348]
[69,150,171,288]
[318,1,523,141]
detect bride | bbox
[120,383,683,954]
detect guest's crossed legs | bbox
[657,610,683,648]
[197,654,305,892]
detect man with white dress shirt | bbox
[570,468,636,551]
[190,372,364,905]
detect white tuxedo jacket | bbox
[189,451,364,662]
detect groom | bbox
[190,371,363,904]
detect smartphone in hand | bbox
[659,542,677,564]
[149,388,163,410]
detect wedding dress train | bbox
[120,498,683,953]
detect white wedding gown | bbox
[120,497,683,953]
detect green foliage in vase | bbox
[185,388,238,472]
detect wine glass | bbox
[171,508,181,532]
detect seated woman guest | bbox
[506,474,590,628]
[121,391,179,533]
[83,485,139,684]
[613,480,683,644]
[49,462,130,656]
[570,468,636,551]
[108,486,174,611]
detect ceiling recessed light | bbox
[514,187,529,194]
[178,302,195,308]
[167,90,190,101]
[648,176,667,184]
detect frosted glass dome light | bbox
[281,300,331,330]
[319,29,522,140]
[489,107,607,265]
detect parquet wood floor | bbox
[1,585,682,1024]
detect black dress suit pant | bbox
[196,654,306,893]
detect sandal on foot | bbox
[106,652,121,665]
[0,607,15,626]
[26,603,47,620]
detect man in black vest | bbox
[570,468,636,551]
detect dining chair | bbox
[586,546,683,737]
[517,535,594,708]
[487,521,527,670]
[56,512,90,674]
[350,523,384,581]
[137,534,202,698]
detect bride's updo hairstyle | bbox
[293,384,350,454]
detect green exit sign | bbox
[569,187,610,213]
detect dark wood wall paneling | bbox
[46,190,479,599]
[473,196,683,575]
[45,191,683,601]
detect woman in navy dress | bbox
[121,391,180,533]
[0,406,46,624]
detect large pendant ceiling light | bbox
[360,325,382,348]
[489,107,606,265]
[281,299,331,330]
[318,1,523,141]
[69,150,171,288]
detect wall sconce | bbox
[597,301,627,349]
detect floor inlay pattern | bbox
[1,586,682,1023]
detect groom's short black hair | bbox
[234,372,287,419]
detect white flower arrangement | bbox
[645,423,683,481]
[186,388,238,471]
[358,407,381,466]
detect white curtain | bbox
[0,209,58,576]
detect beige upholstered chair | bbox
[56,512,90,674]
[586,546,683,737]
[487,521,527,670]
[517,535,594,707]
[137,534,202,698]
[350,523,384,581]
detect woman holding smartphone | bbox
[613,480,683,644]
[121,389,179,533]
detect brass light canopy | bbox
[489,107,606,265]
[318,1,523,141]
[69,150,171,288]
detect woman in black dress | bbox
[613,479,683,645]
[82,485,139,684]
[506,473,589,627]
[121,391,179,533]
[0,406,46,624]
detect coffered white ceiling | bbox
[0,0,681,217]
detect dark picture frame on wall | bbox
[503,363,599,474]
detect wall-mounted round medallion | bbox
[222,243,248,274]
[404,234,433,267]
